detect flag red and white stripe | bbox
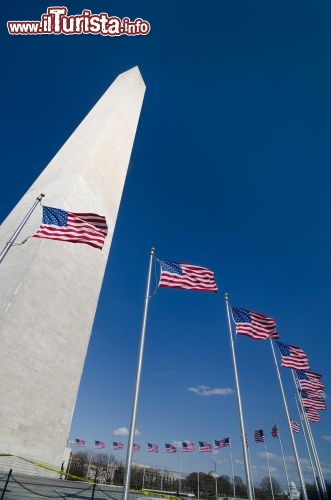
[182,441,195,452]
[271,425,279,438]
[276,342,310,370]
[158,260,218,292]
[254,430,265,443]
[147,443,159,453]
[94,440,105,449]
[75,438,86,447]
[296,370,324,392]
[305,408,320,423]
[231,307,278,340]
[112,442,124,450]
[165,443,177,453]
[214,438,230,448]
[33,206,108,250]
[199,441,213,452]
[290,419,300,433]
[301,395,326,411]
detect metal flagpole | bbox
[179,449,182,494]
[263,438,275,500]
[160,466,164,491]
[142,452,147,490]
[212,448,218,500]
[304,417,327,499]
[295,397,321,500]
[274,417,290,495]
[224,293,254,500]
[196,448,200,499]
[229,439,236,500]
[269,340,308,500]
[292,371,328,500]
[122,247,155,500]
[246,441,255,500]
[0,193,45,264]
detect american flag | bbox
[300,391,326,410]
[302,399,326,411]
[147,443,159,453]
[165,443,177,453]
[296,370,324,392]
[290,419,300,433]
[75,438,86,447]
[271,425,279,438]
[112,442,124,450]
[199,441,213,452]
[33,206,108,250]
[182,441,195,452]
[158,259,218,293]
[254,430,265,443]
[133,444,141,452]
[305,408,320,423]
[214,437,230,449]
[276,342,310,370]
[231,307,278,340]
[94,440,105,449]
[240,434,249,447]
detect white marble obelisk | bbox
[0,67,145,467]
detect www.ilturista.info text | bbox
[7,7,151,36]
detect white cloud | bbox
[257,451,279,461]
[113,427,140,436]
[188,385,234,397]
[322,435,331,442]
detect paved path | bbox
[0,474,148,500]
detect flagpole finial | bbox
[38,193,45,201]
[225,292,229,301]
[150,247,155,255]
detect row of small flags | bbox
[74,428,301,452]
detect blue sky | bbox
[1,0,331,490]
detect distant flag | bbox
[290,419,300,433]
[231,307,278,340]
[147,443,159,453]
[240,434,249,447]
[133,444,141,452]
[33,206,108,250]
[254,430,265,443]
[165,443,177,453]
[214,437,230,449]
[182,441,195,452]
[157,259,218,293]
[94,440,105,449]
[271,425,279,438]
[305,408,320,423]
[276,342,310,370]
[75,438,86,447]
[296,370,324,392]
[112,441,124,450]
[199,441,213,452]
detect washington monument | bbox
[0,67,145,466]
